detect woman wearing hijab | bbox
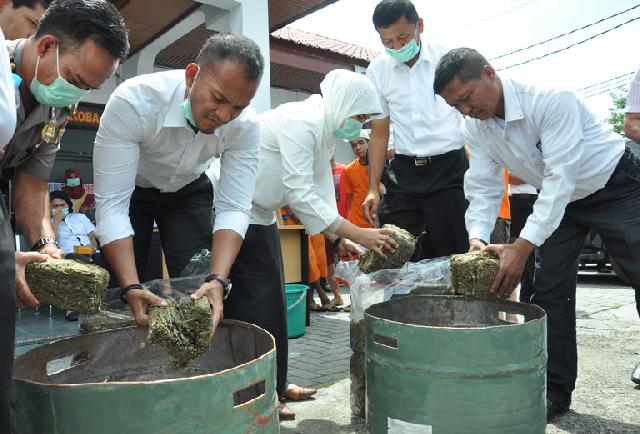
[61,167,88,212]
[220,69,397,420]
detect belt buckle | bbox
[414,157,430,166]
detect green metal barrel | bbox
[12,320,279,434]
[365,295,547,434]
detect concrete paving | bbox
[283,272,640,433]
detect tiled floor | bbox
[14,306,80,356]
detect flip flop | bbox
[322,303,342,312]
[309,304,326,312]
[278,402,296,421]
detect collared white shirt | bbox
[250,95,339,235]
[94,69,259,246]
[464,77,625,246]
[56,212,95,254]
[366,40,464,157]
[0,28,15,148]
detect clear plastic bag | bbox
[335,257,452,320]
[180,249,212,277]
[104,274,208,311]
[104,249,213,310]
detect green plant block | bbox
[450,251,501,298]
[25,259,109,313]
[148,297,211,368]
[357,224,417,273]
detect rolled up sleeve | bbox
[280,122,339,235]
[625,69,640,113]
[213,115,260,238]
[93,94,144,246]
[464,137,504,244]
[520,92,583,246]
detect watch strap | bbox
[120,283,144,304]
[204,274,232,299]
[31,237,59,251]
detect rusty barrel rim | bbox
[365,294,546,330]
[12,318,276,388]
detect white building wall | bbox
[81,0,271,112]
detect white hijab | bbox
[319,69,382,147]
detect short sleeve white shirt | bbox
[56,213,96,255]
[366,40,464,157]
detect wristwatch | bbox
[31,237,59,252]
[204,274,232,299]
[333,237,343,247]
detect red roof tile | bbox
[271,26,381,63]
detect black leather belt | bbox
[395,149,462,166]
[510,193,538,198]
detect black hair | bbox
[196,32,264,81]
[50,190,72,213]
[10,0,52,9]
[36,0,129,62]
[433,47,489,96]
[373,0,419,29]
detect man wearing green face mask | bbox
[0,1,129,431]
[363,0,469,261]
[93,32,264,367]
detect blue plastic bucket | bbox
[285,284,308,338]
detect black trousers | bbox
[224,224,288,397]
[509,193,538,303]
[0,197,15,433]
[530,147,640,405]
[130,174,213,280]
[378,148,469,260]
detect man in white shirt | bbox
[94,33,262,341]
[50,190,97,255]
[363,0,469,260]
[434,47,640,422]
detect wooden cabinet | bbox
[278,224,308,284]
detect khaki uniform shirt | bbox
[0,39,72,180]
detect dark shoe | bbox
[547,398,570,423]
[632,362,640,385]
[65,310,79,321]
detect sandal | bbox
[322,302,343,312]
[278,402,296,420]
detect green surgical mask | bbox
[385,29,420,63]
[180,67,199,127]
[334,117,363,141]
[51,208,69,218]
[30,46,89,108]
[66,178,80,187]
